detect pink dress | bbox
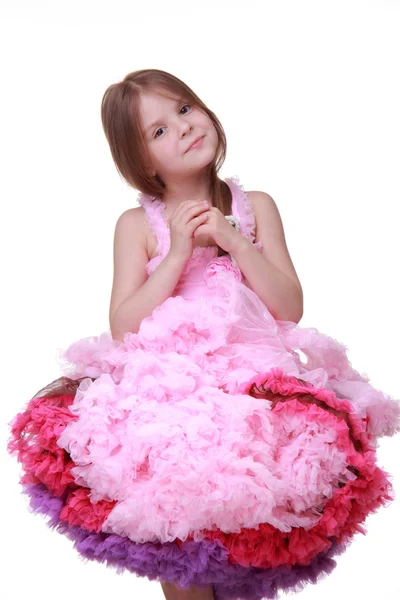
[7,175,400,599]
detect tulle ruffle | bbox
[56,264,400,445]
[7,369,395,599]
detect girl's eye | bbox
[154,104,191,139]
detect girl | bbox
[8,69,400,600]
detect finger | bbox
[173,200,208,214]
[192,213,209,235]
[174,203,210,224]
[191,212,209,230]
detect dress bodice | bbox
[137,175,263,284]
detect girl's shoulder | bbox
[123,206,152,261]
[115,205,146,236]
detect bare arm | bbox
[109,209,186,342]
[111,253,186,341]
[230,191,303,323]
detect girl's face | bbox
[138,90,218,181]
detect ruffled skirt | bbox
[7,272,400,599]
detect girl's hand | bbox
[193,205,244,254]
[168,200,211,262]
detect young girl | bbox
[8,69,400,600]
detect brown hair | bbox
[100,68,232,216]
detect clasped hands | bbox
[194,205,245,255]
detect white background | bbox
[1,1,399,599]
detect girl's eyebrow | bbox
[145,98,185,134]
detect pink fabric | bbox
[54,175,400,546]
[140,174,263,280]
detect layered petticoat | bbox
[8,369,396,599]
[7,259,400,599]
